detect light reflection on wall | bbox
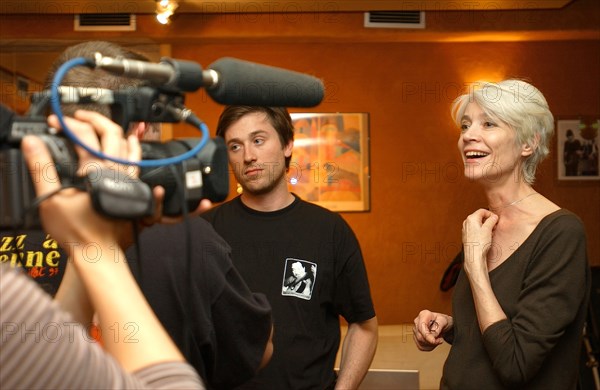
[439,32,532,88]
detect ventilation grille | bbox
[74,14,136,31]
[364,11,425,29]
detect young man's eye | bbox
[254,138,265,145]
[230,144,241,152]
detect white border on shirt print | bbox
[281,258,317,300]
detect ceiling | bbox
[0,0,575,14]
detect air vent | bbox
[74,14,136,31]
[364,11,425,29]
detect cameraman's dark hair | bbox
[44,41,147,117]
[216,106,295,168]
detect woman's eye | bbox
[460,123,470,132]
[483,121,496,128]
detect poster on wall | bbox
[557,118,600,180]
[288,112,370,212]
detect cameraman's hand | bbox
[150,196,214,225]
[21,110,139,251]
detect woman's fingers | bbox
[126,134,142,162]
[21,135,60,198]
[73,110,126,158]
[47,113,103,180]
[482,213,499,229]
[412,310,445,350]
[47,111,140,179]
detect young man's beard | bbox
[239,164,288,196]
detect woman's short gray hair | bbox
[451,79,554,184]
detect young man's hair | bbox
[216,106,295,168]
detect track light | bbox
[156,0,178,25]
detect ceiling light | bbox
[156,0,178,25]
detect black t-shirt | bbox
[126,217,272,389]
[0,229,66,296]
[202,195,376,390]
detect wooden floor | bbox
[337,324,450,390]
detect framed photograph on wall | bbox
[557,118,600,180]
[288,112,370,212]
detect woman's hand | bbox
[21,110,140,252]
[462,208,498,276]
[413,310,453,351]
[24,110,191,372]
[460,209,508,333]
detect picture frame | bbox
[556,118,600,180]
[288,112,370,212]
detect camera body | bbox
[1,91,230,229]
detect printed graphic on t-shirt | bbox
[0,231,65,296]
[281,258,316,300]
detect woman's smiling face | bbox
[457,102,530,184]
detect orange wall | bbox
[0,10,598,324]
[170,40,600,324]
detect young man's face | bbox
[223,112,293,195]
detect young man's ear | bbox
[284,140,294,158]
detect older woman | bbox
[413,79,590,389]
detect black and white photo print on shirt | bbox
[281,258,316,300]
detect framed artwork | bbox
[557,118,600,180]
[288,112,370,212]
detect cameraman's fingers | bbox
[21,136,61,197]
[138,186,165,228]
[74,110,125,158]
[152,186,165,223]
[192,199,214,215]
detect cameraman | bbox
[0,110,204,389]
[44,41,274,389]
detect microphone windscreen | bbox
[207,58,324,107]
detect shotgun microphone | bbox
[205,57,324,107]
[94,55,324,107]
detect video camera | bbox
[0,54,324,229]
[1,86,229,229]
